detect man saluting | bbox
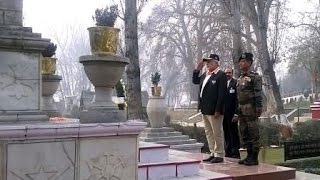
[192,54,227,163]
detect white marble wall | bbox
[2,136,139,180]
[7,140,75,180]
[0,51,40,111]
[79,136,138,180]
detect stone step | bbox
[166,170,231,180]
[139,142,169,163]
[143,127,175,133]
[0,26,33,33]
[140,131,182,138]
[155,139,197,146]
[170,143,204,153]
[140,135,190,142]
[0,30,41,38]
[138,155,201,180]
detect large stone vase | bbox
[146,96,167,128]
[79,54,129,123]
[41,75,62,117]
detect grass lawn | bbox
[240,147,284,164]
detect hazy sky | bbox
[23,0,158,39]
[23,0,317,41]
[23,0,318,78]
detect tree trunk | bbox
[230,0,243,77]
[255,0,284,114]
[125,0,144,120]
[244,18,253,52]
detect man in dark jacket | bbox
[223,68,240,158]
[192,54,227,163]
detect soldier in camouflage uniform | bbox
[235,53,262,166]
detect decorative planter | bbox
[88,26,120,55]
[41,74,62,117]
[41,57,57,75]
[79,54,129,123]
[146,96,167,128]
[151,86,161,96]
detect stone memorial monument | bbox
[0,1,145,179]
[0,0,50,122]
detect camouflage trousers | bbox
[239,115,260,150]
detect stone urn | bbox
[79,54,129,123]
[146,96,167,128]
[41,75,62,117]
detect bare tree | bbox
[242,0,285,114]
[125,0,144,119]
[51,25,92,103]
[140,0,233,106]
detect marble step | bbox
[166,170,231,180]
[143,127,175,133]
[155,139,197,146]
[139,142,169,163]
[171,143,204,153]
[140,135,190,142]
[140,131,182,138]
[138,155,201,180]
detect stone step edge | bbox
[139,158,201,168]
[140,135,190,140]
[154,139,197,145]
[139,142,170,150]
[143,127,175,132]
[170,143,204,149]
[140,131,182,136]
[166,169,232,180]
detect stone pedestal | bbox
[0,120,146,180]
[0,0,50,122]
[41,75,62,117]
[146,96,167,128]
[79,54,129,123]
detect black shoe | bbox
[244,159,259,166]
[203,155,215,162]
[244,151,259,166]
[210,157,224,163]
[238,157,247,164]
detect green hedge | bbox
[291,120,320,141]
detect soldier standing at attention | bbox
[235,53,263,166]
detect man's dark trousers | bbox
[223,78,240,158]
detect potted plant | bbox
[151,72,161,96]
[89,5,119,55]
[41,42,57,75]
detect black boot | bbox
[238,146,251,164]
[244,148,259,166]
